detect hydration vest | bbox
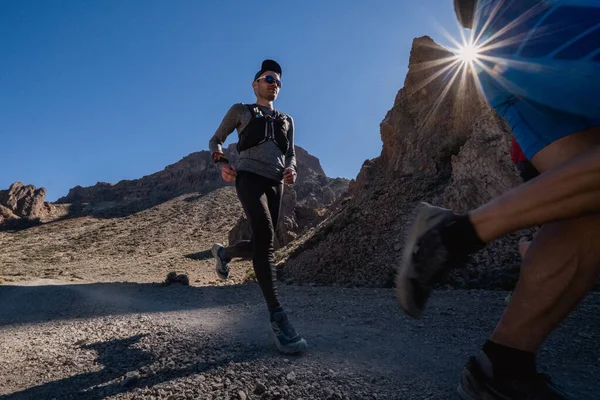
[237,105,290,155]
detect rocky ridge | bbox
[2,145,348,244]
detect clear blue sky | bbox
[1,0,465,201]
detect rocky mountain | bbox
[0,141,348,284]
[279,36,527,289]
[55,144,345,209]
[55,150,223,211]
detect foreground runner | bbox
[208,60,307,354]
[398,1,600,398]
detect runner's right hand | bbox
[219,163,237,182]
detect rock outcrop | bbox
[280,36,525,289]
[0,182,47,219]
[0,182,66,230]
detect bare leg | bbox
[504,239,532,304]
[492,214,600,352]
[483,126,600,353]
[469,126,600,243]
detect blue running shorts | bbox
[471,0,600,159]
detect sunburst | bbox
[412,1,553,132]
[457,42,480,64]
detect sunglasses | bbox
[256,75,282,88]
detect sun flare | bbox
[457,43,480,63]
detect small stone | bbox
[286,371,296,382]
[254,383,267,395]
[121,371,140,387]
[176,274,190,285]
[238,391,247,400]
[212,383,224,390]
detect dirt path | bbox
[1,279,598,399]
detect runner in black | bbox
[209,59,307,354]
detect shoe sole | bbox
[395,203,438,319]
[269,329,308,355]
[457,366,512,400]
[211,243,228,281]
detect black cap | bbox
[254,59,282,81]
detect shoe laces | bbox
[217,248,229,268]
[412,228,450,285]
[272,312,297,338]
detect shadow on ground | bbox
[0,331,267,400]
[183,249,213,261]
[0,280,260,326]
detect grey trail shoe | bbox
[269,310,308,355]
[396,202,460,319]
[211,243,230,281]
